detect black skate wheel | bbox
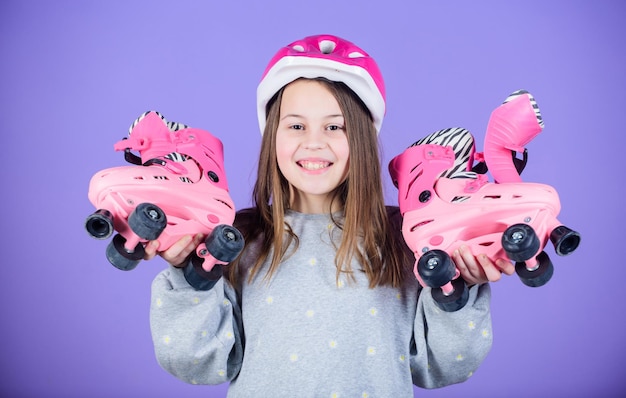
[417,249,456,288]
[106,234,144,271]
[515,251,553,287]
[431,277,470,312]
[183,253,223,291]
[128,203,167,241]
[502,223,540,262]
[205,225,245,263]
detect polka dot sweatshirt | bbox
[150,208,493,397]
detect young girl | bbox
[144,34,514,396]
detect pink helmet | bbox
[257,34,386,134]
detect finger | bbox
[162,234,204,268]
[192,233,204,247]
[143,240,160,261]
[161,235,194,266]
[458,246,483,279]
[476,254,502,282]
[453,246,484,284]
[452,248,469,278]
[496,258,516,275]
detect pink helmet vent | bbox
[257,34,386,135]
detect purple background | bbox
[1,1,624,397]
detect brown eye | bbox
[327,125,342,131]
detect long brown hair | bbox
[229,78,409,289]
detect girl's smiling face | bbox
[275,79,350,214]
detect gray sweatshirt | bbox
[150,209,492,397]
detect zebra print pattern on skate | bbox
[502,89,544,128]
[128,110,189,134]
[409,127,478,180]
[163,152,194,183]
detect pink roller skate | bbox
[389,91,581,311]
[86,111,244,290]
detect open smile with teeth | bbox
[298,160,332,170]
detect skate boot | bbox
[85,112,244,289]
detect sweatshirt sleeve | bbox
[410,283,493,389]
[150,265,244,385]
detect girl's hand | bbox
[143,234,204,268]
[452,245,515,285]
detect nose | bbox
[302,128,327,150]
